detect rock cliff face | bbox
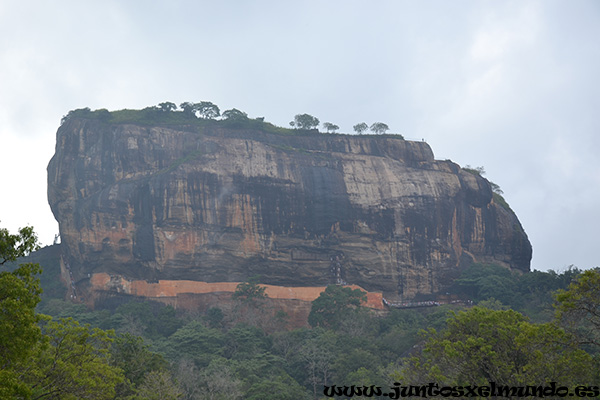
[48,118,531,303]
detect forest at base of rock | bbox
[1,231,599,400]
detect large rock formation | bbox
[47,116,531,304]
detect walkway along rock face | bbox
[47,117,532,305]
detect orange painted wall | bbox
[89,273,384,309]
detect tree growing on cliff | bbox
[60,107,92,125]
[353,122,368,135]
[195,101,220,119]
[463,165,486,176]
[370,122,389,134]
[290,113,320,130]
[179,102,198,118]
[463,165,506,196]
[158,102,177,112]
[222,108,249,121]
[322,122,339,134]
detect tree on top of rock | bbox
[222,108,248,121]
[157,102,177,112]
[370,122,389,134]
[195,101,220,119]
[353,122,368,135]
[290,113,320,130]
[179,102,198,118]
[323,122,339,134]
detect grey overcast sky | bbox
[1,0,598,272]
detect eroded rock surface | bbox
[48,118,531,302]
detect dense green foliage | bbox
[308,285,367,329]
[3,221,598,398]
[222,108,249,125]
[399,307,596,387]
[110,333,169,397]
[451,263,581,322]
[0,225,39,265]
[0,225,43,398]
[0,226,130,399]
[26,318,124,399]
[555,268,600,349]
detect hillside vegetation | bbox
[2,223,598,399]
[60,103,405,139]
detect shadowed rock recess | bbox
[48,117,531,306]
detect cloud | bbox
[0,0,598,271]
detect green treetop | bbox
[290,113,320,130]
[353,122,368,135]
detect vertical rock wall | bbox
[48,118,531,302]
